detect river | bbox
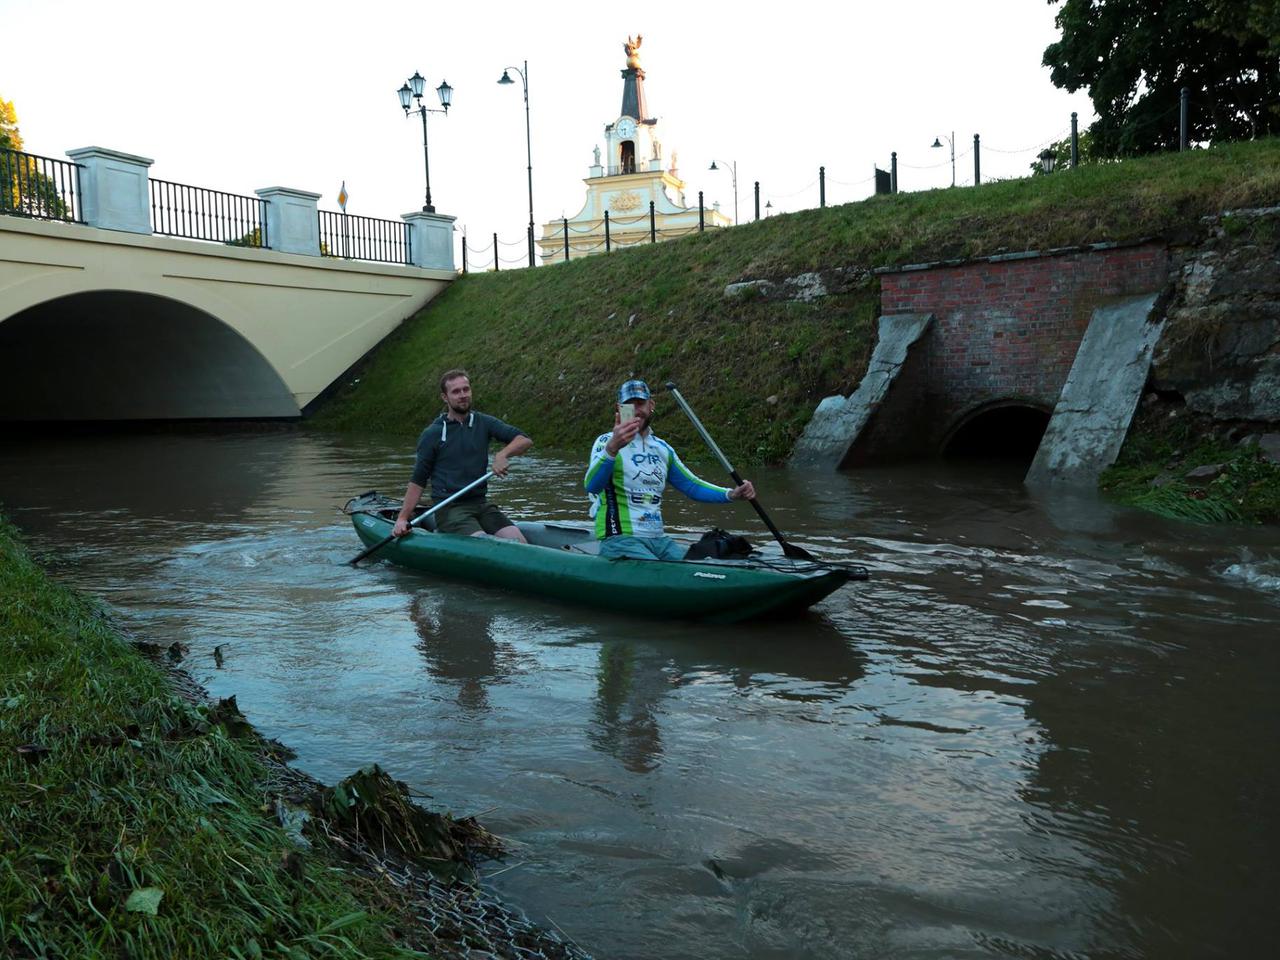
[1,429,1276,959]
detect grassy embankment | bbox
[313,139,1280,477]
[0,514,435,959]
[1100,407,1280,523]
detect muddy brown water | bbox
[2,430,1277,959]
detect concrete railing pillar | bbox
[255,187,321,255]
[65,146,154,234]
[402,211,457,271]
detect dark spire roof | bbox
[620,67,649,122]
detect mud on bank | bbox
[0,513,593,960]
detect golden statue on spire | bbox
[624,34,643,69]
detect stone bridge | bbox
[0,146,456,421]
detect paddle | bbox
[664,382,818,562]
[349,471,496,566]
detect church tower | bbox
[538,35,729,263]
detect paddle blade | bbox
[780,540,818,561]
[349,534,394,566]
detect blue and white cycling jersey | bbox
[584,431,731,539]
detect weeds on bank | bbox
[311,139,1280,467]
[0,515,427,959]
[1100,413,1280,524]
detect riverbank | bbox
[310,139,1280,469]
[1099,400,1280,523]
[0,512,590,959]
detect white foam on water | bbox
[1219,558,1280,595]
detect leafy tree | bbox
[1,95,69,219]
[1043,0,1280,157]
[226,226,265,248]
[1,98,22,151]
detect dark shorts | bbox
[434,499,514,536]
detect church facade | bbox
[537,36,729,263]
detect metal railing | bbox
[0,147,82,223]
[149,177,267,246]
[318,210,411,264]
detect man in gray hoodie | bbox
[392,369,532,542]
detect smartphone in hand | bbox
[618,402,639,423]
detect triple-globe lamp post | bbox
[398,71,452,213]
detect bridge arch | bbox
[941,399,1052,462]
[0,289,298,421]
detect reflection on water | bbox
[1,430,1278,959]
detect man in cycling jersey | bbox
[583,379,755,560]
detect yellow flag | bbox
[337,181,349,212]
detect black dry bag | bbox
[684,528,754,561]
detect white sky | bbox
[3,0,1093,267]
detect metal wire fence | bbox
[464,95,1262,271]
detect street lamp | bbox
[398,70,452,213]
[498,61,535,267]
[931,132,956,187]
[765,200,773,217]
[708,159,738,225]
[1038,148,1057,175]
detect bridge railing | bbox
[0,147,82,223]
[317,210,411,265]
[149,177,268,247]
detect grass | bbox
[310,138,1280,468]
[0,513,431,959]
[1099,405,1280,524]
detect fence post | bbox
[493,232,499,271]
[819,166,826,207]
[649,200,656,242]
[973,134,981,185]
[527,224,535,268]
[753,181,760,221]
[1071,112,1079,169]
[698,191,705,231]
[605,211,611,251]
[1180,87,1188,151]
[563,217,569,261]
[891,153,898,194]
[462,234,468,274]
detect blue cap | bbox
[618,379,651,403]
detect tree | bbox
[1,98,22,151]
[1043,0,1280,157]
[1,95,70,219]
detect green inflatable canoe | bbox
[346,493,865,622]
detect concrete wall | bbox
[849,243,1168,461]
[0,216,454,420]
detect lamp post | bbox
[398,71,452,213]
[708,159,738,225]
[1038,148,1057,175]
[931,132,956,187]
[498,61,535,267]
[765,200,773,217]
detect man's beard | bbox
[448,399,471,416]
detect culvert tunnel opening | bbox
[942,405,1051,463]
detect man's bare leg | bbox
[470,526,528,543]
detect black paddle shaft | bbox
[664,382,817,562]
